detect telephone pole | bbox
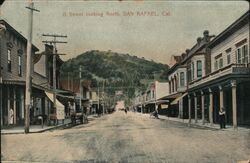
[102,80,105,115]
[79,66,82,113]
[97,81,100,115]
[42,34,67,124]
[25,1,39,133]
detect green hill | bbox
[60,50,169,98]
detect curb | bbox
[1,115,99,135]
[1,122,72,135]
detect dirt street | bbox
[1,111,250,163]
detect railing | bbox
[189,63,250,89]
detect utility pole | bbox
[79,66,82,113]
[67,72,70,90]
[102,80,105,115]
[42,34,67,124]
[97,81,100,115]
[24,1,39,133]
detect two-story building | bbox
[0,20,51,127]
[167,55,188,118]
[133,81,169,114]
[188,11,250,128]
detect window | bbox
[7,49,11,72]
[18,55,22,76]
[214,55,223,71]
[219,58,223,68]
[226,48,231,65]
[191,62,194,80]
[180,72,185,87]
[227,53,231,64]
[214,60,218,71]
[152,90,155,98]
[243,44,248,64]
[197,60,202,78]
[237,48,242,63]
[237,44,249,64]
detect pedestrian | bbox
[219,107,226,129]
[30,106,34,124]
[124,108,127,114]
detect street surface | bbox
[1,111,250,163]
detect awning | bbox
[161,104,168,109]
[171,92,188,105]
[156,100,169,104]
[45,91,65,120]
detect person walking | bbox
[219,107,226,129]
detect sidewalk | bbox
[1,118,72,135]
[136,112,250,132]
[1,114,100,135]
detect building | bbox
[166,10,250,128]
[0,20,50,126]
[60,79,92,114]
[133,81,169,114]
[188,11,250,128]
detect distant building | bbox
[133,81,169,114]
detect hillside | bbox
[60,50,169,97]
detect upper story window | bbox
[191,62,194,81]
[214,60,218,70]
[152,90,155,98]
[236,44,248,64]
[7,49,11,72]
[180,72,185,87]
[18,55,22,76]
[219,58,223,68]
[226,48,231,65]
[214,53,222,71]
[197,60,202,78]
[235,39,248,64]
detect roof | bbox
[208,10,249,49]
[0,19,39,52]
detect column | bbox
[173,79,175,93]
[194,93,198,123]
[231,80,237,129]
[7,86,10,125]
[0,85,2,126]
[219,86,224,111]
[13,86,17,125]
[188,95,191,125]
[201,91,205,125]
[209,88,213,126]
[179,98,183,119]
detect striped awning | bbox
[171,93,187,105]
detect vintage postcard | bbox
[0,0,249,162]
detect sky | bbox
[0,0,249,64]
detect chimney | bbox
[181,53,186,59]
[197,37,202,45]
[203,30,209,41]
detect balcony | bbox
[189,63,250,89]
